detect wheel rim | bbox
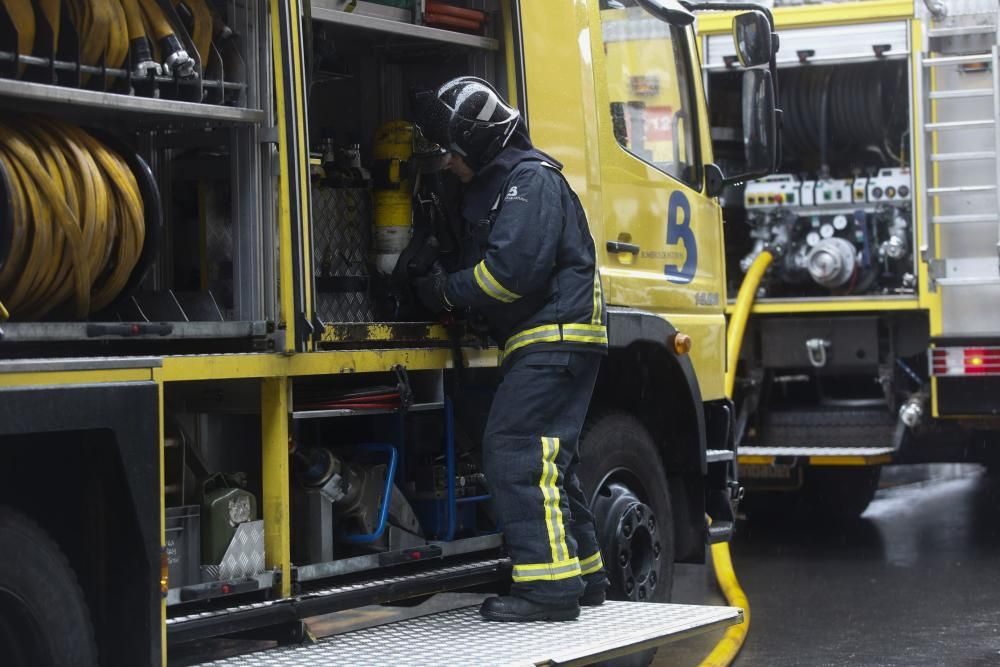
[0,588,52,667]
[592,476,663,602]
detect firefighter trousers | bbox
[483,349,610,606]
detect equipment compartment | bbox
[306,2,505,345]
[0,1,276,354]
[707,32,917,301]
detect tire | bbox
[579,412,676,603]
[803,466,882,521]
[0,508,98,667]
[578,412,677,667]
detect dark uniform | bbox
[443,144,611,607]
[413,76,610,618]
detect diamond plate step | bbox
[168,558,508,645]
[191,601,743,667]
[740,446,895,466]
[706,449,735,463]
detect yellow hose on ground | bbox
[699,249,774,667]
[0,116,145,320]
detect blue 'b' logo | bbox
[664,190,697,284]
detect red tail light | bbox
[931,347,1000,376]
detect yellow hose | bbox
[139,0,195,76]
[725,250,774,399]
[173,0,213,69]
[0,116,145,320]
[699,249,773,667]
[36,0,60,53]
[139,0,177,42]
[1,0,36,77]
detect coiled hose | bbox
[0,0,206,80]
[779,63,907,168]
[0,116,145,320]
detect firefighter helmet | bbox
[417,76,521,171]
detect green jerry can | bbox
[201,473,258,567]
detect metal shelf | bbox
[0,78,265,125]
[0,321,269,343]
[311,0,498,51]
[292,401,445,420]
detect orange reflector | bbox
[161,547,169,597]
[673,333,692,355]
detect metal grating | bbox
[312,186,375,323]
[192,600,742,666]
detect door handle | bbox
[607,240,641,255]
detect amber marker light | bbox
[673,333,692,355]
[161,547,170,597]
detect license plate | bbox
[741,463,794,480]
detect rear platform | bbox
[192,600,742,666]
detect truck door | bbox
[589,2,725,316]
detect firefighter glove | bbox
[413,261,452,314]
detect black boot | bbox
[579,585,606,607]
[479,595,580,622]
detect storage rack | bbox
[0,0,276,348]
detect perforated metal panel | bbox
[193,601,742,667]
[312,186,375,323]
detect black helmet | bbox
[416,76,521,171]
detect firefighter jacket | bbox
[444,137,607,366]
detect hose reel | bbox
[0,114,160,320]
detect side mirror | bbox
[710,67,777,191]
[636,0,695,26]
[732,10,772,68]
[740,68,777,177]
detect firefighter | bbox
[413,77,610,622]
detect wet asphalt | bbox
[662,464,1000,667]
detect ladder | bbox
[919,1,1000,300]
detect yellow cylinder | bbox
[372,121,414,275]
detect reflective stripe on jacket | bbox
[445,158,607,365]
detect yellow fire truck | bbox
[0,1,777,664]
[699,0,1000,520]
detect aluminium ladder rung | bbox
[925,119,995,131]
[929,88,995,100]
[923,54,993,66]
[927,184,998,195]
[932,213,1000,224]
[931,150,997,161]
[927,24,998,38]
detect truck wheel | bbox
[804,466,882,521]
[579,412,675,604]
[0,508,98,667]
